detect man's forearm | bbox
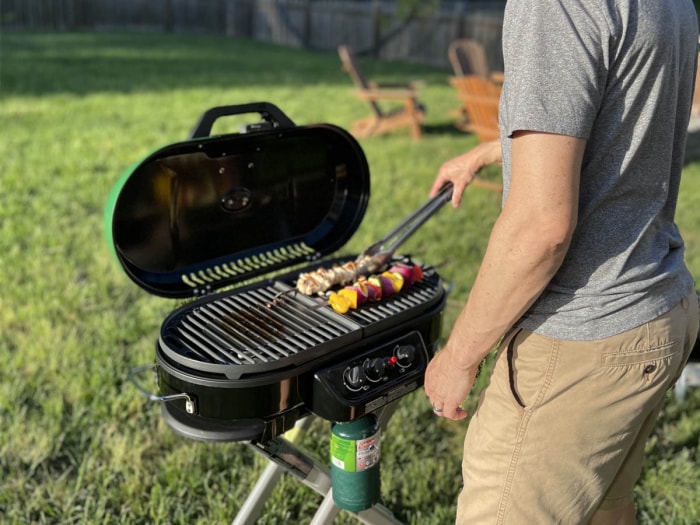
[444,132,584,370]
[444,210,572,369]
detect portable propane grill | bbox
[107,103,450,523]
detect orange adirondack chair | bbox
[450,75,503,193]
[338,45,425,141]
[450,75,502,143]
[448,38,504,84]
[447,39,504,131]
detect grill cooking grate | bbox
[158,266,443,379]
[176,294,354,364]
[346,278,441,326]
[159,282,363,377]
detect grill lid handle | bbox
[189,102,296,138]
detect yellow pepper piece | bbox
[328,292,351,314]
[382,271,404,293]
[338,288,359,309]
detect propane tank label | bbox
[330,432,381,472]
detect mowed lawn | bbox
[1,31,699,524]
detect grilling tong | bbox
[354,182,454,275]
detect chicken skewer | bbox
[296,259,366,296]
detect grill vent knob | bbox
[364,358,386,382]
[395,345,415,367]
[343,365,365,390]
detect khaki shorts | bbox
[456,290,699,525]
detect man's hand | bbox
[424,348,478,420]
[430,139,502,208]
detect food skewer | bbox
[296,182,453,296]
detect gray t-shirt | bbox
[500,0,698,340]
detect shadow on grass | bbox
[1,31,449,99]
[1,31,349,96]
[422,121,472,138]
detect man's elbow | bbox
[537,217,576,262]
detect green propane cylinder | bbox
[330,414,381,512]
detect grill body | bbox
[108,103,447,443]
[154,259,445,442]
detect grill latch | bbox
[128,364,198,414]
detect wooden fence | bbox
[1,0,505,70]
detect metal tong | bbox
[355,182,454,274]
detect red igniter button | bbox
[387,356,398,367]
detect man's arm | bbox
[424,131,585,420]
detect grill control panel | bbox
[305,331,431,422]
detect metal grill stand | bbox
[232,402,405,525]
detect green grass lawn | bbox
[1,31,699,524]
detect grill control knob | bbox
[343,366,365,391]
[364,358,386,382]
[395,345,415,367]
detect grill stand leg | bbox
[232,403,404,525]
[310,488,404,525]
[231,460,285,525]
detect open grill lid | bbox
[106,103,371,298]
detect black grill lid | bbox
[106,103,371,298]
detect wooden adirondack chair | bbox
[450,75,502,143]
[450,75,504,193]
[447,39,504,129]
[338,45,425,141]
[448,38,504,84]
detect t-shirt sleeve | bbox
[501,0,609,139]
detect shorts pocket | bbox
[601,342,679,368]
[600,340,683,389]
[507,329,559,410]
